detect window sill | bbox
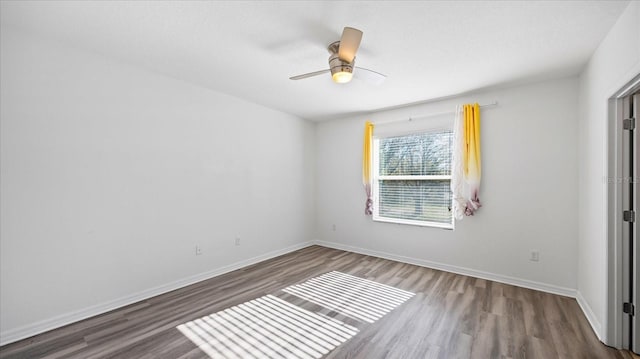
[372,215,454,230]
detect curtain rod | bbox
[374,101,498,125]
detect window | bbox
[372,130,454,228]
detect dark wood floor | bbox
[0,245,633,359]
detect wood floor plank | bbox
[0,245,629,358]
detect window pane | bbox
[378,180,452,224]
[379,131,452,176]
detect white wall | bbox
[316,77,579,293]
[577,1,640,343]
[0,28,315,343]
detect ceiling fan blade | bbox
[338,27,362,63]
[354,67,386,85]
[289,69,330,80]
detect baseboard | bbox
[314,240,577,298]
[0,241,314,347]
[576,290,603,341]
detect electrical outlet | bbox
[235,237,241,246]
[196,245,203,256]
[332,224,336,231]
[530,250,539,262]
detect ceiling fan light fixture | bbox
[329,53,354,84]
[332,70,353,84]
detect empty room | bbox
[1,1,639,358]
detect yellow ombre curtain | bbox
[363,121,374,215]
[451,103,482,219]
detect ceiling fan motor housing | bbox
[329,53,354,77]
[328,41,354,82]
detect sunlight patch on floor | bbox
[177,294,358,359]
[282,271,415,323]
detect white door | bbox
[622,92,639,353]
[633,92,639,353]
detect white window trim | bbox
[371,135,455,230]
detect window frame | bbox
[371,130,455,230]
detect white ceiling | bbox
[1,1,630,121]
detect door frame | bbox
[607,74,640,348]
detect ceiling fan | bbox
[289,27,386,85]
